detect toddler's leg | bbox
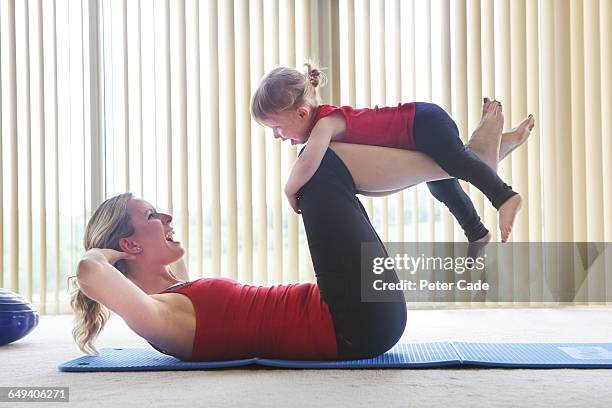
[414,102,521,241]
[413,102,516,209]
[411,103,489,242]
[426,179,489,242]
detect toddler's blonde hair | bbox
[251,62,327,125]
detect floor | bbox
[2,307,612,408]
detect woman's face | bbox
[119,198,185,265]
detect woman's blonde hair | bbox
[67,192,135,355]
[251,61,327,125]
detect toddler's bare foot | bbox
[499,114,535,160]
[467,231,491,259]
[498,194,522,242]
[468,98,504,170]
[474,231,491,244]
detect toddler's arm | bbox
[284,119,336,213]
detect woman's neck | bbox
[126,262,183,295]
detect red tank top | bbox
[150,278,338,361]
[311,103,417,150]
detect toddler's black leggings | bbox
[413,102,516,241]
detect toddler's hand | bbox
[285,191,301,214]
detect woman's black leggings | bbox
[298,148,407,360]
[413,102,517,241]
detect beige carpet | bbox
[2,307,612,408]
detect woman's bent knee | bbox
[337,301,407,359]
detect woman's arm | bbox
[76,249,168,339]
[284,118,337,213]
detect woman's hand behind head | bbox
[83,248,137,266]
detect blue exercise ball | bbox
[0,288,39,346]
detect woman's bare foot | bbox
[468,98,504,170]
[469,99,535,169]
[499,114,536,160]
[481,97,493,116]
[498,194,522,242]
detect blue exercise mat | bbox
[453,342,612,368]
[59,348,257,371]
[258,342,460,368]
[58,342,459,372]
[58,342,612,372]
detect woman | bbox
[70,102,533,361]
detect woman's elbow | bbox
[76,259,98,284]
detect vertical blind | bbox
[1,0,95,313]
[0,0,610,313]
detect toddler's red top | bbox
[149,278,338,361]
[310,103,417,150]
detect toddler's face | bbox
[262,108,312,145]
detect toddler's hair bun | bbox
[304,62,326,88]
